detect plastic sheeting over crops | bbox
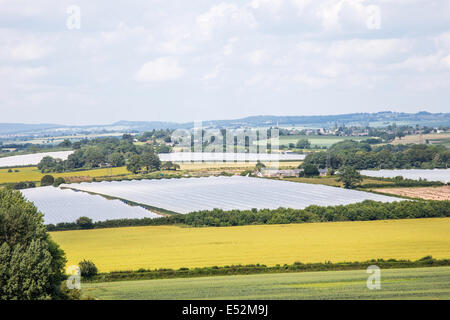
[21,186,159,224]
[159,152,305,162]
[361,169,450,183]
[0,151,74,167]
[62,176,401,214]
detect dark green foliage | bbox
[338,166,363,189]
[47,200,450,231]
[53,177,65,187]
[108,152,125,167]
[79,260,98,278]
[0,189,67,299]
[161,161,180,171]
[40,175,55,186]
[76,216,94,229]
[85,256,450,283]
[36,135,162,174]
[296,139,311,149]
[126,155,142,174]
[303,164,319,176]
[140,152,161,172]
[303,142,450,170]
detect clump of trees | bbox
[79,260,98,278]
[126,152,161,174]
[41,175,55,186]
[37,135,163,175]
[296,139,311,149]
[337,166,363,189]
[161,161,180,171]
[0,189,70,299]
[303,141,450,170]
[76,217,94,229]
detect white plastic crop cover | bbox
[21,186,159,225]
[159,152,305,162]
[0,151,74,167]
[62,176,401,214]
[360,169,450,183]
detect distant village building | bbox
[318,169,328,176]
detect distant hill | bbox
[0,123,64,134]
[1,111,449,136]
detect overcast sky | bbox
[1,0,449,125]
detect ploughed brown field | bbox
[375,186,450,201]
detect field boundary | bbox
[84,256,450,283]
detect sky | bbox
[0,0,450,125]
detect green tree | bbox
[296,139,311,149]
[0,189,67,299]
[37,156,57,173]
[126,155,142,174]
[59,140,72,147]
[41,175,55,186]
[303,164,319,177]
[140,152,161,172]
[53,177,66,187]
[108,152,125,167]
[76,216,94,229]
[255,160,266,172]
[78,260,98,278]
[338,166,363,189]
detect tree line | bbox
[85,256,449,283]
[37,135,164,174]
[302,140,450,170]
[46,199,450,231]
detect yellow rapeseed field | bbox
[50,218,450,272]
[0,166,130,184]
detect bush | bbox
[76,216,94,229]
[303,164,319,177]
[53,177,66,187]
[79,260,98,278]
[41,174,55,186]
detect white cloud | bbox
[135,57,184,82]
[196,3,257,38]
[203,64,224,80]
[247,49,267,65]
[0,66,48,81]
[442,55,450,68]
[223,37,238,56]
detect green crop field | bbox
[269,135,374,148]
[82,266,450,300]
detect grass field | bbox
[0,166,131,184]
[0,161,303,184]
[276,135,373,148]
[82,266,450,300]
[50,218,450,272]
[178,161,302,170]
[284,176,393,187]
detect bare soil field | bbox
[391,133,450,146]
[375,186,450,200]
